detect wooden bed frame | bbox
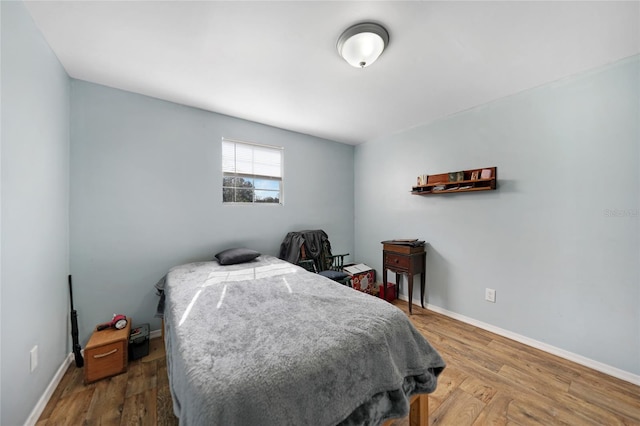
[162,319,428,425]
[382,394,428,426]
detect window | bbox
[222,138,283,204]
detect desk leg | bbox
[396,273,404,309]
[383,268,388,298]
[420,272,425,309]
[407,273,413,314]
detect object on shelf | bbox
[447,171,464,182]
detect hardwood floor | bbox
[36,337,178,426]
[38,301,640,425]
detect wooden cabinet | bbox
[412,166,497,195]
[84,318,131,384]
[382,244,426,314]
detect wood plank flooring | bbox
[36,337,177,426]
[38,301,640,425]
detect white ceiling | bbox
[24,1,640,145]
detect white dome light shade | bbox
[337,23,389,68]
[340,33,385,68]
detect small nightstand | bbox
[84,317,131,384]
[382,244,426,314]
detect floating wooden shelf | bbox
[412,167,497,195]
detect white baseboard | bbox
[150,328,162,340]
[24,353,73,426]
[398,294,640,386]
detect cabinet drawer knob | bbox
[93,348,118,359]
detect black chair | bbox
[298,252,351,286]
[279,230,351,286]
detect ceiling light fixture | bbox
[337,22,389,69]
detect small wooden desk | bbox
[382,244,426,314]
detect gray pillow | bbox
[215,248,261,265]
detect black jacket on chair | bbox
[278,229,332,271]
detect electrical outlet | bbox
[485,288,496,303]
[30,345,38,372]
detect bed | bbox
[159,253,445,425]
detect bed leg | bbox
[409,394,428,426]
[382,394,429,426]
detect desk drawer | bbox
[85,340,127,383]
[385,253,410,270]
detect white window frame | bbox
[222,138,284,205]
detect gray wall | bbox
[1,2,71,425]
[70,80,355,345]
[354,56,639,376]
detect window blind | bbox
[222,139,283,204]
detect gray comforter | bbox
[163,255,445,426]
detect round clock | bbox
[112,314,127,330]
[97,314,128,331]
